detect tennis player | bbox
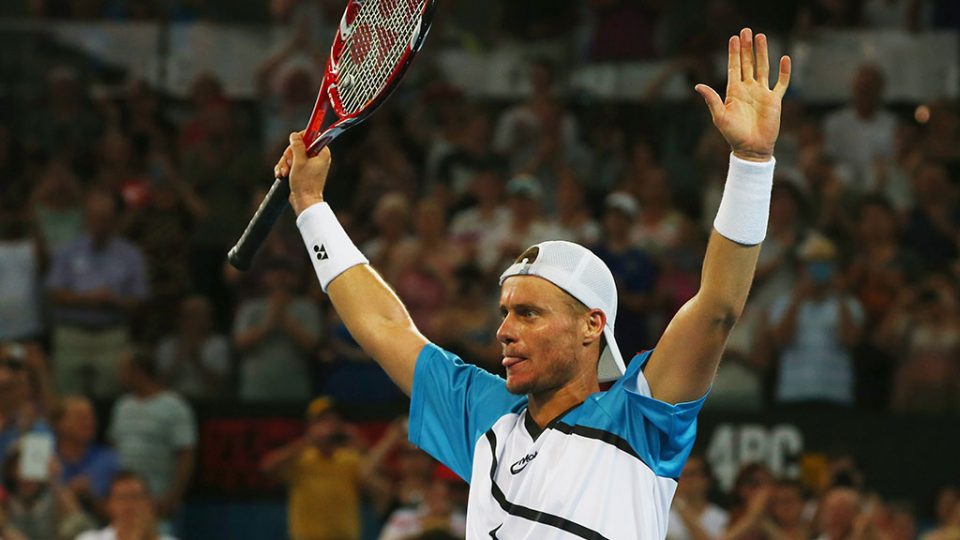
[278,28,790,540]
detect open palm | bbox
[696,28,791,162]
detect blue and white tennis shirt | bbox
[409,343,707,540]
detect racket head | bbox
[302,0,439,155]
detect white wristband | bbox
[297,202,369,292]
[713,153,776,245]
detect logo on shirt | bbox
[509,451,538,475]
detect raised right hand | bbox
[276,131,333,216]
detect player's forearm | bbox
[295,199,426,395]
[328,265,427,395]
[696,231,761,324]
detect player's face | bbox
[497,276,584,396]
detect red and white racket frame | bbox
[303,0,439,155]
[227,0,438,270]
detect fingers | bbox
[740,28,754,81]
[695,84,724,122]
[289,131,307,164]
[756,33,770,87]
[774,55,792,98]
[727,35,741,83]
[275,145,293,178]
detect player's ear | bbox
[582,309,605,346]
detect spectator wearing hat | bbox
[233,258,321,402]
[767,233,865,405]
[477,174,564,274]
[591,191,659,357]
[260,397,381,540]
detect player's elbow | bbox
[693,293,743,333]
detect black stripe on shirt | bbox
[551,422,643,462]
[484,430,611,540]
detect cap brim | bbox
[598,325,626,382]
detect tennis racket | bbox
[228,0,439,270]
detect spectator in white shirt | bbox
[823,65,897,191]
[667,453,729,540]
[155,296,230,400]
[76,471,178,540]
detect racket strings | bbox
[336,0,423,114]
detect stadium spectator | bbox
[260,397,380,540]
[477,174,564,274]
[108,348,196,523]
[0,209,44,342]
[432,264,501,373]
[22,66,104,171]
[768,234,864,405]
[361,192,413,269]
[55,395,120,512]
[923,486,960,540]
[29,160,84,257]
[667,453,729,540]
[555,171,601,245]
[904,163,960,272]
[823,65,897,191]
[630,167,694,255]
[723,463,775,540]
[769,480,812,540]
[47,189,149,398]
[233,257,321,402]
[493,59,581,177]
[815,487,865,540]
[156,296,231,400]
[0,447,96,540]
[378,473,467,540]
[76,471,179,540]
[448,169,509,256]
[122,146,203,303]
[881,276,960,412]
[592,191,659,356]
[432,109,502,211]
[847,195,915,407]
[0,343,53,460]
[387,199,465,336]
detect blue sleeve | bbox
[587,351,706,480]
[409,343,522,482]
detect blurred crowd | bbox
[1,0,960,538]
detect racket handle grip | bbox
[227,177,291,271]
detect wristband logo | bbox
[313,244,329,261]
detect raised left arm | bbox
[644,28,791,404]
